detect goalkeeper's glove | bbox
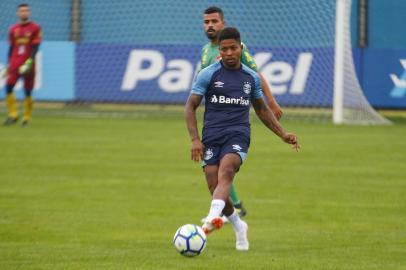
[0,66,7,79]
[19,58,33,75]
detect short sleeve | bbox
[191,66,212,96]
[251,73,263,100]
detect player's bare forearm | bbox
[252,98,286,138]
[185,94,205,161]
[253,98,300,151]
[185,94,202,141]
[258,73,283,119]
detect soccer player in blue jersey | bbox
[199,6,284,219]
[185,27,299,251]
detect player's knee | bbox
[219,166,237,179]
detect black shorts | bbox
[202,131,250,166]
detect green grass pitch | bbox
[0,106,405,269]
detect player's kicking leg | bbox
[201,163,229,224]
[202,154,249,250]
[202,164,225,234]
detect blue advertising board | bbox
[1,41,404,108]
[0,41,75,101]
[76,44,201,103]
[362,48,406,108]
[76,44,334,106]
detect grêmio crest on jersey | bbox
[243,82,252,94]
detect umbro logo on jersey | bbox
[214,81,224,88]
[232,144,242,151]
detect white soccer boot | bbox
[235,220,249,251]
[201,215,229,224]
[201,216,224,235]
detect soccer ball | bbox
[173,224,207,257]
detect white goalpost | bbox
[334,0,391,125]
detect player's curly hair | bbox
[219,27,241,44]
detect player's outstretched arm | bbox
[185,94,205,162]
[258,73,283,120]
[252,98,300,151]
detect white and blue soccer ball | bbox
[173,224,207,257]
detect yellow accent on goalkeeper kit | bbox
[23,96,33,121]
[6,93,18,119]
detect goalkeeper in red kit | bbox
[3,3,41,126]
